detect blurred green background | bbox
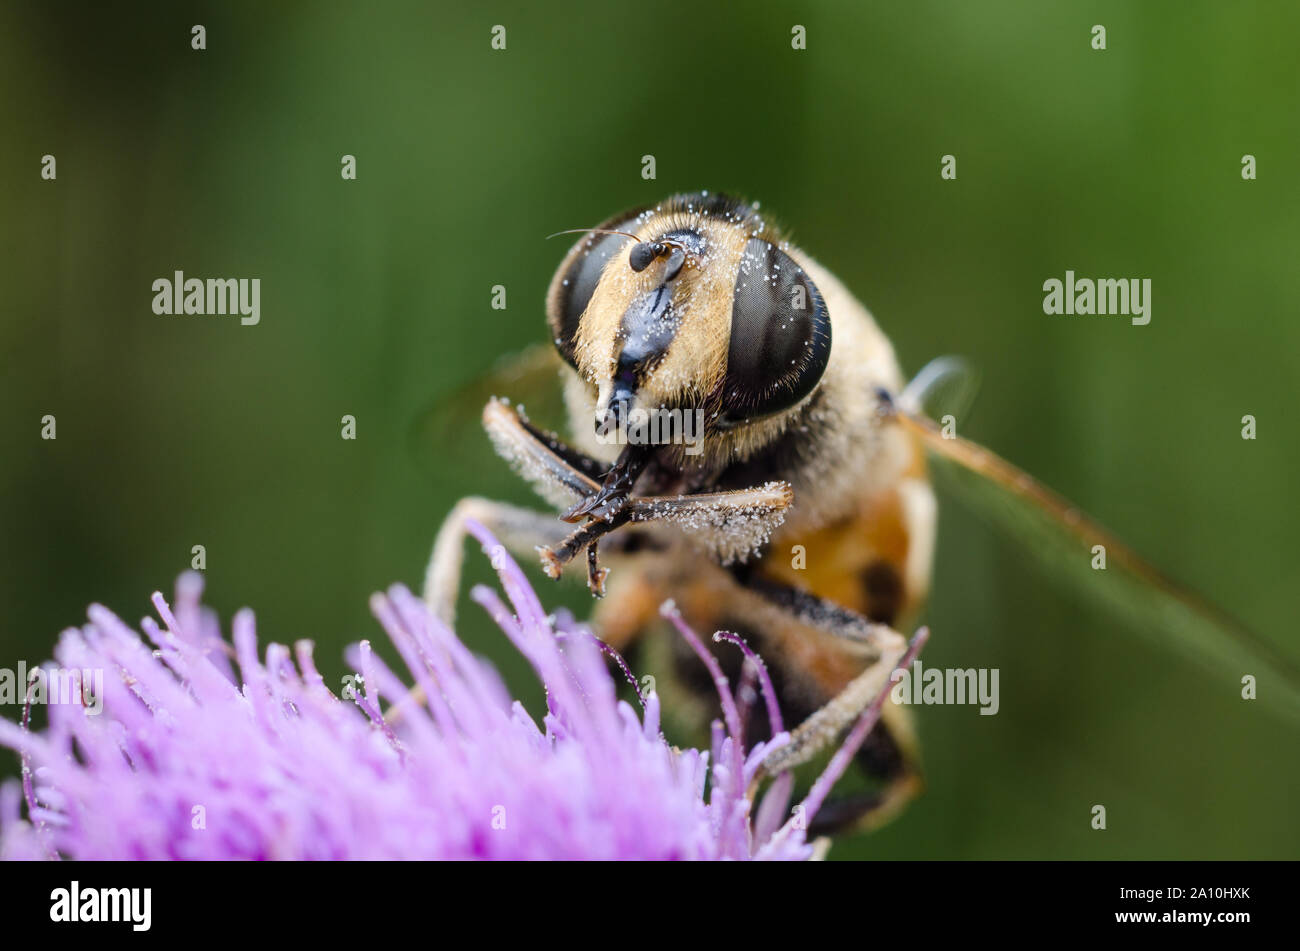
[2,1,1297,859]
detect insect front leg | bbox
[423,497,572,624]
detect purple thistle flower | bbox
[0,522,923,860]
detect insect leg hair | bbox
[736,573,906,657]
[761,639,908,774]
[730,574,926,830]
[480,398,603,510]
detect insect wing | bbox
[896,407,1300,726]
[408,344,571,485]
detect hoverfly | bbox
[419,191,1300,833]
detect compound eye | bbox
[721,238,831,423]
[546,208,647,368]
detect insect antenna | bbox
[545,227,644,242]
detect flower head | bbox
[1,522,919,860]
